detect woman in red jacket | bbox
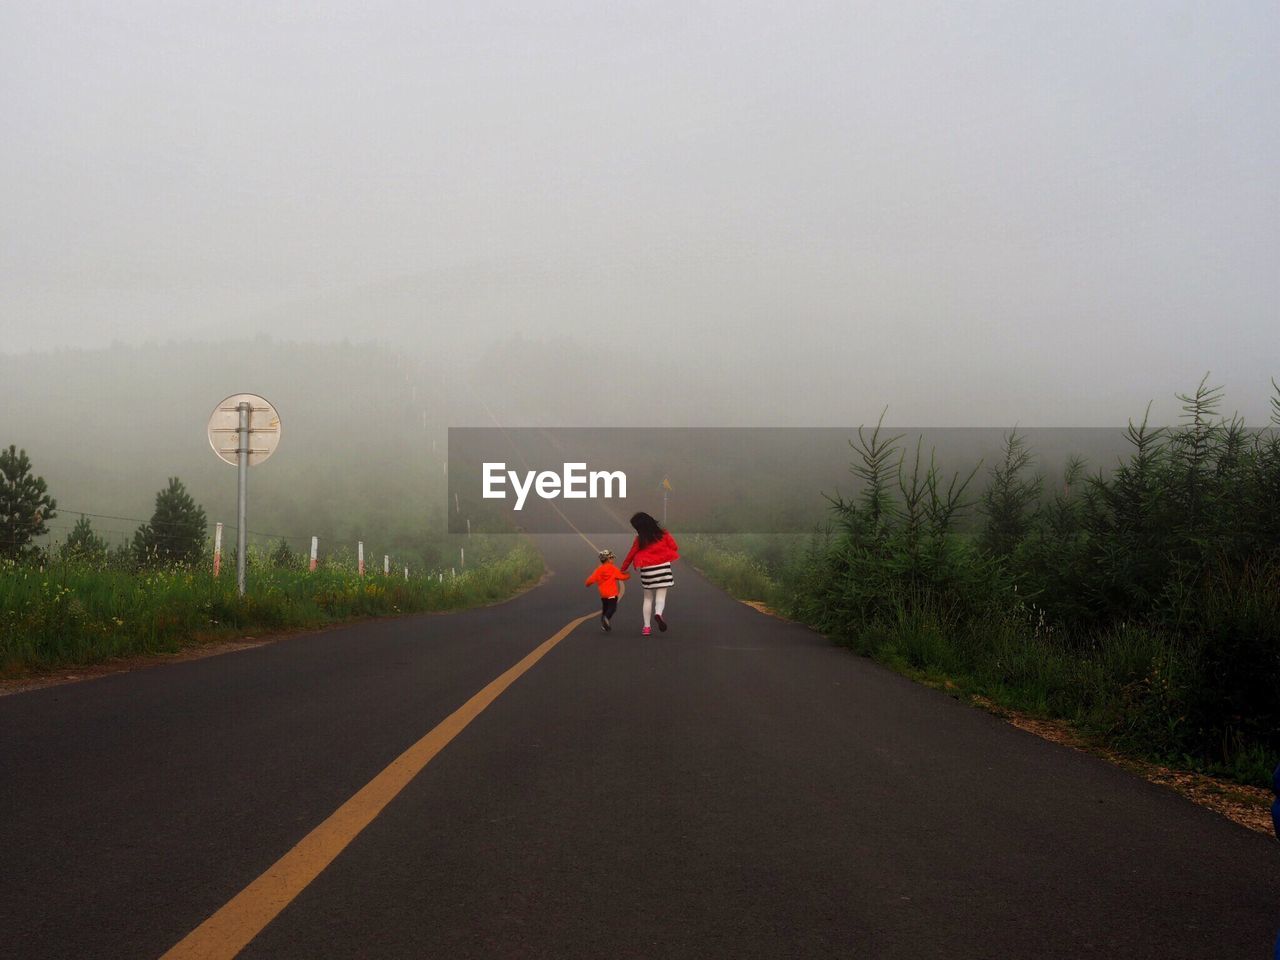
[619,511,679,636]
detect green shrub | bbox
[694,380,1280,787]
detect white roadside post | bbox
[384,554,390,576]
[213,522,223,578]
[460,546,465,568]
[207,394,281,599]
[309,536,318,572]
[403,566,408,580]
[358,541,365,577]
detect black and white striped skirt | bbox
[638,562,675,589]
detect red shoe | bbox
[642,626,651,636]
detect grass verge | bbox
[0,539,543,678]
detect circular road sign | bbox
[207,393,282,467]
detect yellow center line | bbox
[160,611,597,960]
[545,499,602,553]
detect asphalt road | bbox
[2,535,1278,959]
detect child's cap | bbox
[598,549,614,562]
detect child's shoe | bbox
[602,616,612,632]
[642,626,651,636]
[654,613,667,632]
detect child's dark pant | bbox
[601,596,618,620]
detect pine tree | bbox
[0,445,57,560]
[978,431,1041,559]
[61,514,107,563]
[133,477,207,566]
[269,538,297,568]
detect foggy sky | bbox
[2,1,1278,424]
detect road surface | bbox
[1,535,1277,958]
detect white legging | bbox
[642,587,668,628]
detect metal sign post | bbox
[208,394,281,598]
[236,401,250,596]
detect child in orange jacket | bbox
[585,549,629,632]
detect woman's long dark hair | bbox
[629,511,664,548]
